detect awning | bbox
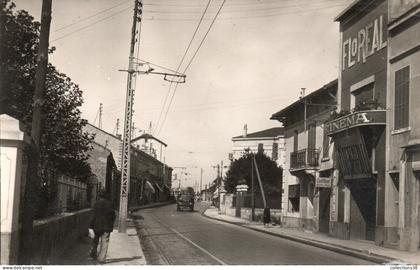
[145,181,155,193]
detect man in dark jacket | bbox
[89,191,116,262]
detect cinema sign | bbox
[325,110,386,136]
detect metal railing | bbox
[290,148,320,170]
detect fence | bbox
[290,148,320,169]
[54,175,89,214]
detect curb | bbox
[129,201,175,213]
[202,211,396,264]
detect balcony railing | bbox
[290,148,320,170]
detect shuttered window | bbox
[394,66,410,130]
[322,127,330,159]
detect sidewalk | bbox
[203,207,420,265]
[54,218,146,265]
[104,226,146,265]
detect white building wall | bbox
[232,137,285,166]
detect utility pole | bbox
[251,156,255,221]
[118,0,143,233]
[115,118,120,136]
[20,0,52,264]
[98,102,103,129]
[200,168,203,193]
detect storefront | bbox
[326,110,386,241]
[330,0,388,243]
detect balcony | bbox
[290,148,320,171]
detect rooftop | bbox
[131,133,167,147]
[232,127,284,140]
[270,79,338,121]
[334,0,379,22]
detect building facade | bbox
[231,126,285,166]
[326,0,389,244]
[83,124,173,206]
[271,80,337,233]
[386,1,420,251]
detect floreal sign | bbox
[342,15,387,70]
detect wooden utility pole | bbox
[253,155,267,208]
[251,156,255,221]
[118,0,143,233]
[200,168,203,193]
[19,0,52,264]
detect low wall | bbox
[282,215,315,231]
[225,207,281,224]
[30,208,92,264]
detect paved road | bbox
[132,202,375,265]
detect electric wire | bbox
[51,5,133,43]
[135,58,183,75]
[55,0,131,32]
[156,0,227,136]
[142,0,347,14]
[153,0,213,135]
[49,0,347,43]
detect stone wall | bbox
[30,209,92,264]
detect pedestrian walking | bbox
[263,207,271,228]
[89,191,116,263]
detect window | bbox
[293,130,298,152]
[394,66,410,130]
[322,127,330,159]
[353,84,374,107]
[288,184,300,212]
[308,123,316,150]
[272,142,278,160]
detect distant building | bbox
[83,124,173,206]
[231,125,285,166]
[271,79,337,233]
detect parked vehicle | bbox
[176,187,195,212]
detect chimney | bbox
[243,124,247,138]
[299,88,306,99]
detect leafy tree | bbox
[225,152,282,194]
[1,2,93,194]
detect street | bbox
[133,203,375,265]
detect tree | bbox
[0,1,94,214]
[225,152,283,194]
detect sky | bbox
[13,0,353,189]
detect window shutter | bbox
[394,66,410,130]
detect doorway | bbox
[318,188,331,233]
[349,181,376,241]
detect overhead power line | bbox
[51,5,133,42]
[156,0,227,136]
[153,0,213,135]
[142,0,347,14]
[54,0,131,32]
[49,1,346,43]
[143,3,347,22]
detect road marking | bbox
[149,214,227,265]
[169,227,227,265]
